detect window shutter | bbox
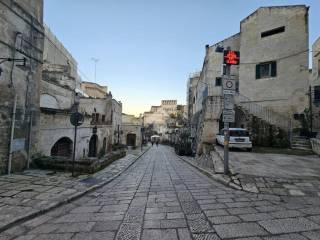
[271,61,277,77]
[256,65,260,79]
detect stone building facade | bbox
[311,37,320,132]
[111,99,123,144]
[239,6,309,116]
[121,113,142,147]
[186,72,200,122]
[81,81,108,99]
[144,100,175,135]
[0,0,44,174]
[188,5,310,153]
[39,24,122,161]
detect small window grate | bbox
[261,26,285,38]
[215,77,222,86]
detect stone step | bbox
[291,145,312,150]
[291,143,312,150]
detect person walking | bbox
[156,140,159,147]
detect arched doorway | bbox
[127,133,136,146]
[51,137,73,158]
[89,135,98,157]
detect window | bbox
[256,61,277,79]
[215,77,222,86]
[261,26,285,38]
[314,86,320,103]
[230,130,249,137]
[91,113,95,122]
[96,113,100,122]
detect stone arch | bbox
[51,137,73,158]
[40,93,59,109]
[234,107,249,129]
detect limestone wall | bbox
[0,0,44,174]
[40,112,112,160]
[239,6,309,116]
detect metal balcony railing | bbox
[235,93,290,131]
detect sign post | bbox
[70,108,84,177]
[222,48,239,175]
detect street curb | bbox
[176,154,243,191]
[0,147,151,233]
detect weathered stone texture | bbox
[0,0,44,174]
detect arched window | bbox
[40,94,59,109]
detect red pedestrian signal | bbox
[223,50,240,65]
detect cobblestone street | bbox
[0,147,148,232]
[1,145,319,240]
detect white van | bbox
[216,128,252,151]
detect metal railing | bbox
[235,93,290,131]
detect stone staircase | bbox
[235,93,290,131]
[193,93,293,153]
[291,136,312,150]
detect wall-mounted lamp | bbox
[0,57,27,76]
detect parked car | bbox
[216,128,252,151]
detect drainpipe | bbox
[27,110,33,169]
[8,94,17,175]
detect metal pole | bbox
[141,128,143,151]
[91,58,99,82]
[224,64,231,175]
[72,124,77,177]
[309,86,313,135]
[27,110,33,169]
[8,94,17,175]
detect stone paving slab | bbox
[1,145,320,240]
[179,147,320,197]
[0,146,150,232]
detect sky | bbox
[44,0,320,116]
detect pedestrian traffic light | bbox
[223,50,240,65]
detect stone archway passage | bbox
[127,133,136,147]
[51,137,73,158]
[89,134,98,157]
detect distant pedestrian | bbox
[156,140,159,147]
[152,141,154,146]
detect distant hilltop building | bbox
[143,100,185,139]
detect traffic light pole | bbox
[223,64,231,175]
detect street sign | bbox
[70,112,84,126]
[223,109,235,116]
[223,94,234,110]
[223,114,235,123]
[223,89,235,95]
[223,109,235,123]
[223,78,236,91]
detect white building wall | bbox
[239,6,309,117]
